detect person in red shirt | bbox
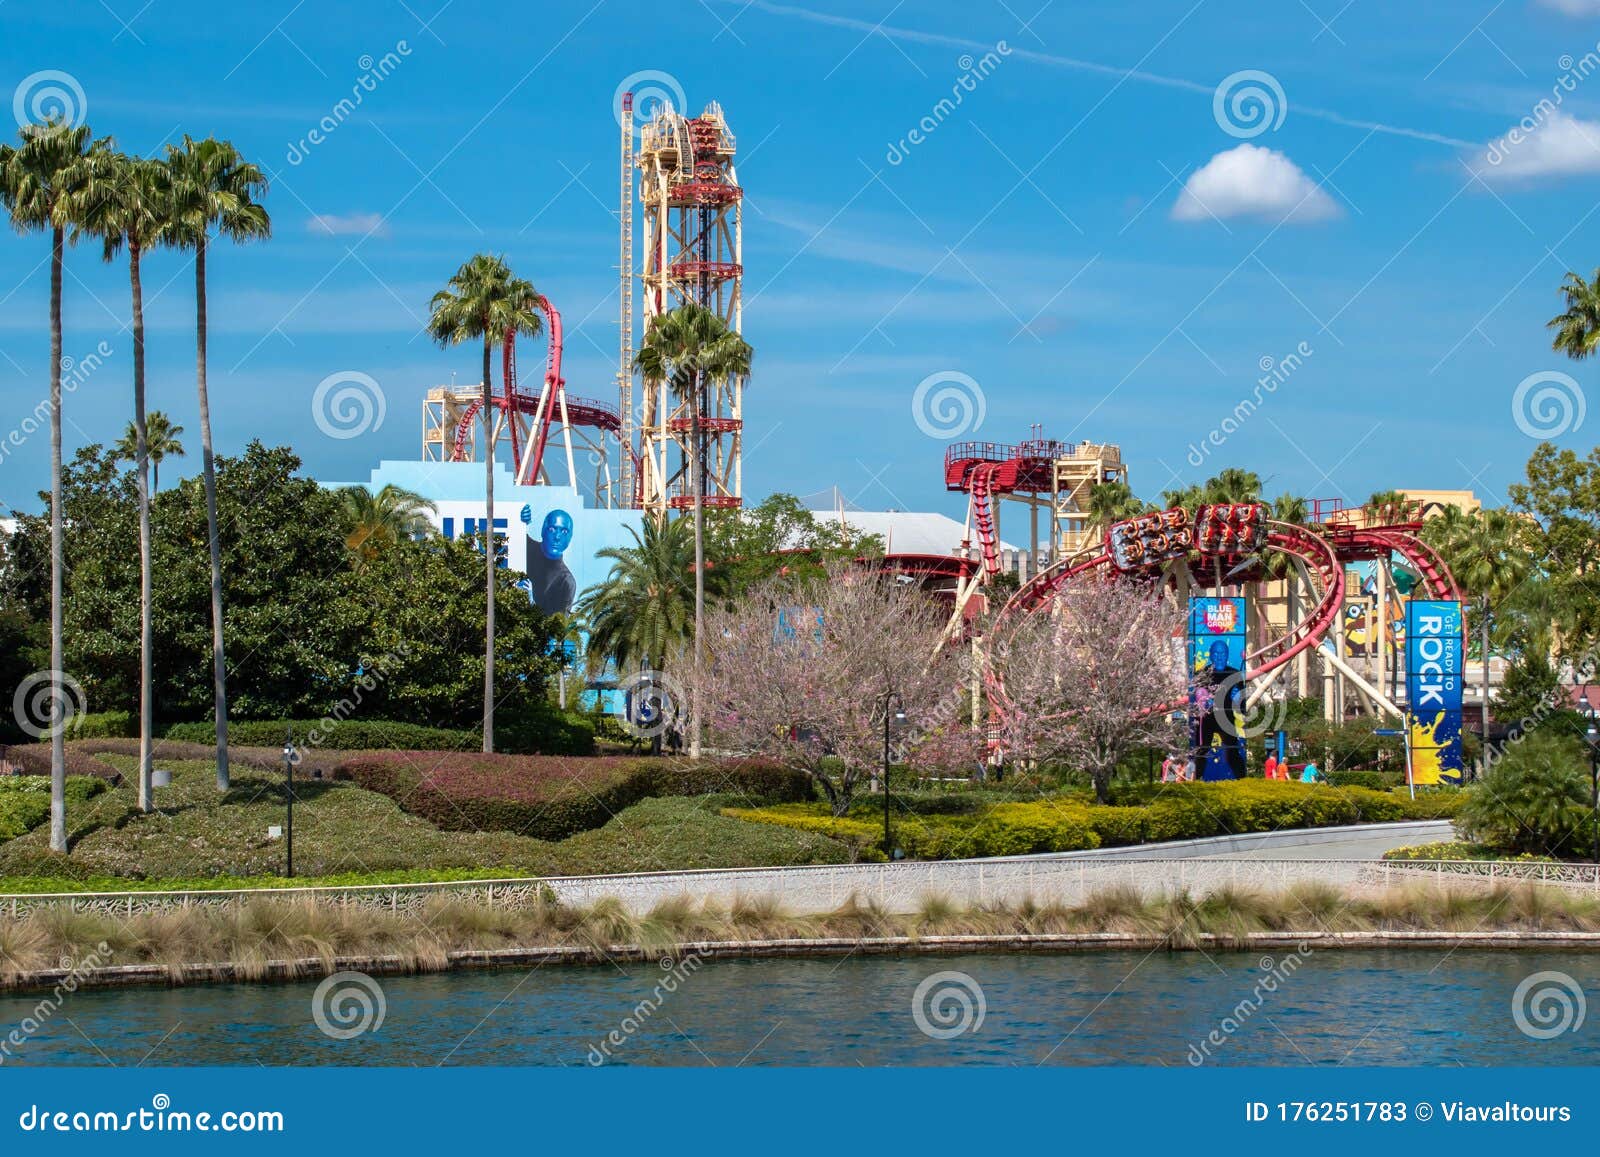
[1263,753,1280,780]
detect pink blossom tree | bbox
[683,566,978,815]
[994,573,1187,803]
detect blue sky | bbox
[3,0,1600,522]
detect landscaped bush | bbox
[0,776,106,841]
[1,744,123,784]
[164,718,478,752]
[1382,840,1554,863]
[1325,769,1399,791]
[557,796,851,873]
[636,759,815,805]
[1458,731,1594,858]
[51,711,135,740]
[728,780,1462,861]
[495,705,596,756]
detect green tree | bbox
[81,150,172,813]
[1548,268,1600,365]
[164,135,270,791]
[1202,468,1263,504]
[339,484,436,570]
[578,515,697,681]
[0,118,109,851]
[1365,489,1410,525]
[1494,650,1564,728]
[1083,480,1150,537]
[634,302,753,758]
[113,410,184,493]
[703,492,881,596]
[1459,730,1594,858]
[426,254,541,754]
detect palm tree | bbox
[427,254,541,753]
[81,150,170,814]
[634,302,753,759]
[1431,508,1533,751]
[1083,480,1150,537]
[578,515,698,678]
[1160,483,1205,513]
[1202,468,1263,504]
[1366,488,1410,526]
[113,410,185,492]
[340,484,436,569]
[1548,268,1600,363]
[0,119,108,852]
[164,135,270,791]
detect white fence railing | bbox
[2,858,1595,918]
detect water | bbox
[4,950,1598,1066]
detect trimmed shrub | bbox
[496,706,596,756]
[557,797,851,873]
[0,776,106,840]
[52,711,135,740]
[637,759,814,805]
[1458,731,1593,858]
[1,744,122,784]
[164,718,478,752]
[1326,769,1399,792]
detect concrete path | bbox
[1056,820,1456,863]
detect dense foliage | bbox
[1458,731,1596,858]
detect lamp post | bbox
[282,727,296,879]
[1585,709,1599,867]
[882,693,907,857]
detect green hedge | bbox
[164,710,598,757]
[729,781,1465,861]
[50,711,135,740]
[0,776,106,841]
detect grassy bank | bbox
[3,881,1598,990]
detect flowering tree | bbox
[994,573,1187,803]
[684,566,977,815]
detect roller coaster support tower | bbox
[636,100,745,518]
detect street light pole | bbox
[282,727,295,879]
[881,692,906,857]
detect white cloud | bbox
[1537,0,1600,14]
[307,212,388,237]
[1171,144,1339,224]
[1469,110,1600,183]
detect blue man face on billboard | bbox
[521,505,577,613]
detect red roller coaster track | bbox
[449,293,640,503]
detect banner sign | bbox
[1405,599,1465,786]
[1187,596,1247,780]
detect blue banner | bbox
[1405,599,1465,785]
[1188,596,1247,780]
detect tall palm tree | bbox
[1432,508,1533,750]
[634,302,753,759]
[1160,483,1205,513]
[81,150,170,814]
[164,135,270,791]
[1202,468,1264,504]
[427,254,541,753]
[0,119,108,852]
[1366,488,1410,526]
[113,410,185,492]
[1548,268,1600,363]
[1083,480,1150,537]
[340,484,436,570]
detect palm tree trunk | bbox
[131,243,153,813]
[194,236,230,791]
[48,225,66,854]
[1480,597,1491,766]
[690,369,704,760]
[482,334,495,754]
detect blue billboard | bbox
[1187,596,1247,780]
[1405,599,1464,785]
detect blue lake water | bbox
[4,949,1599,1067]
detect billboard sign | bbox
[1405,599,1464,786]
[1187,596,1247,780]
